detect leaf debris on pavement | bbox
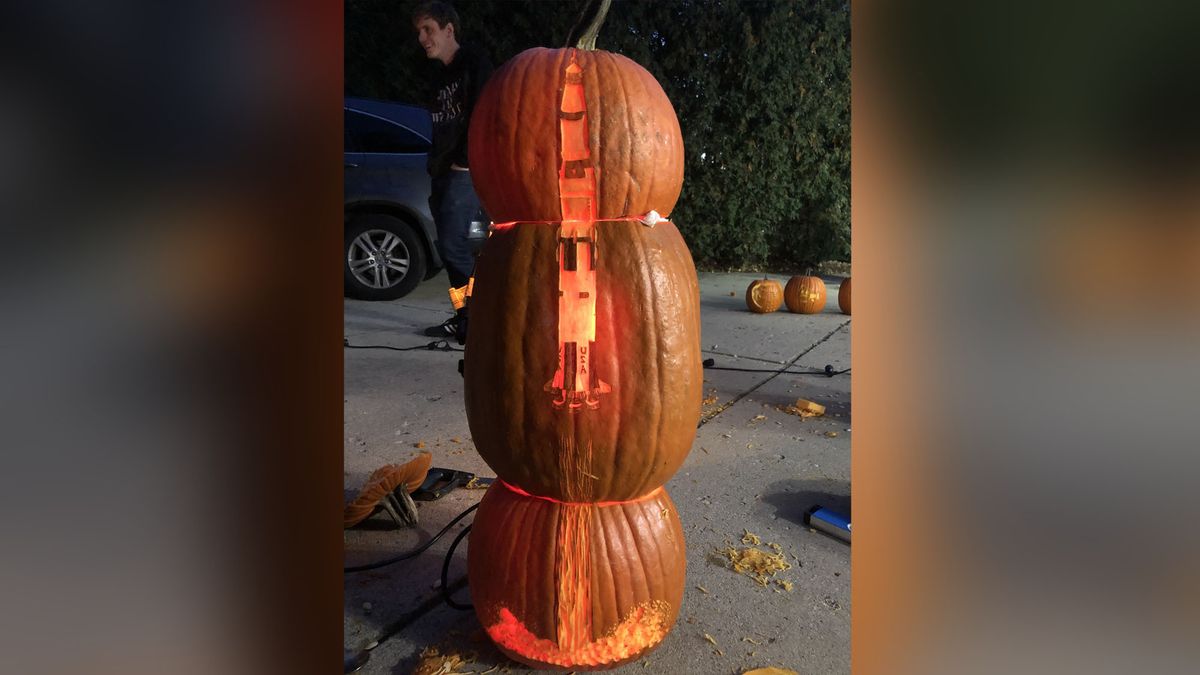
[717,535,794,587]
[412,645,475,675]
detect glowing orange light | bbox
[487,602,671,668]
[555,501,591,652]
[545,57,611,411]
[499,479,662,508]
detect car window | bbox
[345,109,430,154]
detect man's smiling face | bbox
[415,16,457,65]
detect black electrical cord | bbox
[343,338,463,353]
[342,502,479,672]
[702,358,850,377]
[343,502,478,573]
[440,524,474,610]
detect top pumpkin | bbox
[468,47,685,223]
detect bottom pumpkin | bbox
[468,480,686,670]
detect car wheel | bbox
[344,213,427,300]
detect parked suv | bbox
[344,97,486,300]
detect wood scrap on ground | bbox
[778,398,825,418]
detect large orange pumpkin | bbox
[838,277,851,315]
[745,278,783,313]
[468,47,684,223]
[464,219,702,502]
[784,275,827,314]
[468,480,686,670]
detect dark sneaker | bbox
[423,316,459,338]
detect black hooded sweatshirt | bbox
[426,43,493,178]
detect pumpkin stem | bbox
[567,0,611,50]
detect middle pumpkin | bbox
[464,218,702,502]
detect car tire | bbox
[344,213,427,301]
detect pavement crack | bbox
[698,319,850,427]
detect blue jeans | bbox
[429,170,481,289]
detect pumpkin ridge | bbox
[509,496,532,631]
[592,505,620,637]
[509,51,534,217]
[515,228,535,484]
[629,500,666,606]
[541,49,562,218]
[510,497,536,631]
[620,499,653,607]
[609,495,641,611]
[616,222,659,497]
[633,61,657,212]
[617,54,637,219]
[644,229,668,495]
[603,500,633,619]
[580,51,602,217]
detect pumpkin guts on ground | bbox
[462,1,700,668]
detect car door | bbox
[343,108,433,223]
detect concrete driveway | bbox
[344,270,851,674]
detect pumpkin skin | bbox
[838,277,851,315]
[745,278,783,313]
[468,47,685,223]
[784,275,827,314]
[468,480,685,670]
[464,219,702,502]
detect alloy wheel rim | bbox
[348,229,411,289]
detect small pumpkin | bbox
[838,277,851,315]
[745,278,783,313]
[784,275,827,314]
[468,480,686,670]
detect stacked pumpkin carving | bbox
[462,13,700,672]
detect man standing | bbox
[413,1,492,342]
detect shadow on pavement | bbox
[760,477,850,526]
